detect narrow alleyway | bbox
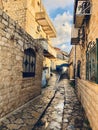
[0,73,58,130]
[34,74,91,130]
[0,73,91,130]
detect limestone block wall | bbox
[1,0,47,39]
[77,79,98,130]
[0,0,3,9]
[80,48,86,80]
[0,9,43,119]
[25,0,47,39]
[76,0,98,80]
[71,1,98,130]
[78,0,98,80]
[87,0,98,44]
[69,47,74,79]
[2,0,27,28]
[69,45,86,79]
[69,64,74,79]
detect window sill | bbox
[23,72,35,78]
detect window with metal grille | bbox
[86,41,97,82]
[23,48,36,78]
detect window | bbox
[86,41,97,82]
[77,60,81,78]
[23,48,36,78]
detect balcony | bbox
[75,0,91,28]
[44,45,57,58]
[39,39,57,58]
[35,12,56,38]
[71,25,79,45]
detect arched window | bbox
[23,48,36,78]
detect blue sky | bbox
[42,0,74,53]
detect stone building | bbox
[0,0,57,87]
[69,45,81,80]
[42,44,57,87]
[52,48,69,74]
[1,0,56,39]
[0,0,56,119]
[0,9,43,119]
[71,0,98,129]
[42,47,69,87]
[69,47,75,80]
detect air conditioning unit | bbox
[76,1,91,15]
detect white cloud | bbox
[42,0,73,52]
[52,12,73,50]
[60,44,67,50]
[60,44,72,53]
[42,0,74,12]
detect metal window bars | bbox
[76,1,91,15]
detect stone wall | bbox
[0,9,43,119]
[87,0,98,44]
[77,0,98,80]
[69,46,81,79]
[2,0,27,29]
[1,0,47,39]
[70,0,98,130]
[77,79,98,130]
[75,0,98,80]
[69,47,74,79]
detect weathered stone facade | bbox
[0,0,57,88]
[69,47,74,79]
[77,79,98,130]
[2,0,27,29]
[1,0,56,39]
[0,9,43,119]
[69,45,81,79]
[70,0,98,129]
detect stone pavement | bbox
[0,73,91,130]
[34,76,91,130]
[0,73,59,130]
[62,79,87,130]
[34,80,65,130]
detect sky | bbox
[42,0,74,53]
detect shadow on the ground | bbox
[60,73,69,80]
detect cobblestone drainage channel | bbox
[32,75,61,130]
[32,92,56,130]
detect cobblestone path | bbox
[0,73,91,130]
[0,73,59,130]
[34,77,91,130]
